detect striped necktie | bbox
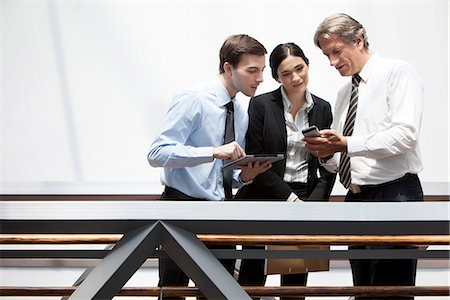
[339,75,362,189]
[223,101,234,199]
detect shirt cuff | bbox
[238,174,253,186]
[319,154,334,163]
[287,192,298,202]
[197,146,214,161]
[346,135,367,156]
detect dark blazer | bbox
[236,87,336,201]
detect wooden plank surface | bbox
[0,286,449,297]
[1,234,449,245]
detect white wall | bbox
[1,0,449,194]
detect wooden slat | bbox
[198,234,450,246]
[0,286,449,297]
[0,234,123,244]
[1,234,449,245]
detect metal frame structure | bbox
[1,201,449,299]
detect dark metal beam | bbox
[68,222,160,300]
[161,222,251,300]
[1,248,448,259]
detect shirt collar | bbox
[214,77,234,107]
[281,86,314,113]
[358,52,380,84]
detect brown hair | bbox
[219,34,267,74]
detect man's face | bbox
[230,54,265,97]
[318,34,364,77]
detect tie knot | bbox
[352,74,362,87]
[225,101,234,112]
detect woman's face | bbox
[276,55,309,96]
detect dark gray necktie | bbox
[339,75,362,188]
[223,101,234,199]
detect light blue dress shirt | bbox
[148,78,248,200]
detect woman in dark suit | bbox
[235,43,336,299]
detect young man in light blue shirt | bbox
[148,34,272,299]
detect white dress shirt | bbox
[281,87,314,183]
[322,53,424,186]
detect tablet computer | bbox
[221,154,284,171]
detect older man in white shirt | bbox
[304,13,424,300]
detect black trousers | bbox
[345,174,423,300]
[238,183,309,300]
[158,187,235,300]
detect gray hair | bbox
[314,13,369,49]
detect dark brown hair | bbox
[269,43,309,80]
[219,34,267,74]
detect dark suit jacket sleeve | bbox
[307,100,336,201]
[244,94,293,200]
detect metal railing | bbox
[1,199,449,299]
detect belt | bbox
[163,186,206,200]
[349,173,418,194]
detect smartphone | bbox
[302,125,321,137]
